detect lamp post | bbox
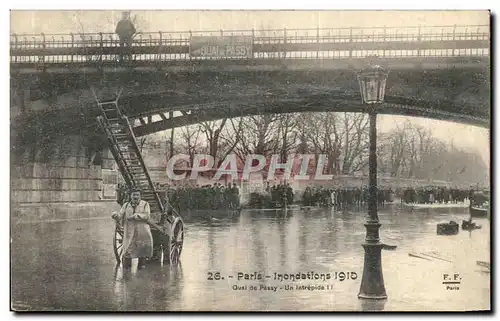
[356,60,392,300]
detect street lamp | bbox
[356,59,392,300]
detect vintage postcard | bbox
[10,10,491,312]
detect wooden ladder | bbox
[94,88,164,217]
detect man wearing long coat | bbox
[113,189,153,268]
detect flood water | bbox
[11,205,490,311]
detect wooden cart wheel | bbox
[113,225,124,263]
[165,217,184,265]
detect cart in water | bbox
[112,200,184,266]
[94,89,184,266]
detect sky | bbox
[9,10,491,165]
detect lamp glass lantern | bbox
[357,65,389,105]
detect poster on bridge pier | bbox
[9,9,491,313]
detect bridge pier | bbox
[11,135,106,204]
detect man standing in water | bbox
[115,11,136,61]
[112,188,153,270]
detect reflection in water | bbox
[112,261,184,311]
[208,221,215,269]
[113,264,126,309]
[278,217,286,267]
[298,211,307,264]
[359,298,387,311]
[11,206,490,311]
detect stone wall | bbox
[11,135,104,204]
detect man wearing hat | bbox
[112,187,153,269]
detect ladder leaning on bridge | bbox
[93,88,184,266]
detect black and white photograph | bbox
[9,9,491,312]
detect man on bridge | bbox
[115,11,136,61]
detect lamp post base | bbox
[358,241,387,300]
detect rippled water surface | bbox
[11,205,490,311]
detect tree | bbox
[232,114,281,162]
[199,119,228,164]
[276,114,299,162]
[137,136,148,153]
[177,125,204,166]
[378,122,409,177]
[299,112,369,175]
[216,117,244,166]
[377,120,489,186]
[168,112,175,160]
[301,112,341,175]
[339,113,370,175]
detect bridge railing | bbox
[10,24,490,64]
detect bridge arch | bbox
[128,94,489,137]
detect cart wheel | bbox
[166,217,184,265]
[113,225,124,263]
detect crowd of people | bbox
[117,181,486,212]
[401,186,478,205]
[247,182,295,209]
[302,186,396,209]
[301,186,484,208]
[161,183,241,211]
[116,182,241,211]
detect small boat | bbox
[437,221,459,235]
[382,244,397,250]
[420,252,453,262]
[461,220,482,230]
[409,253,431,260]
[249,208,287,211]
[470,206,489,218]
[403,202,469,209]
[476,261,490,270]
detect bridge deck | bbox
[9,25,491,144]
[10,24,489,66]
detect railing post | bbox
[382,27,386,57]
[51,36,56,62]
[189,30,192,59]
[13,34,18,63]
[283,28,287,59]
[88,36,93,62]
[450,26,455,57]
[316,26,320,59]
[251,29,255,58]
[158,31,162,61]
[220,29,223,37]
[349,27,353,57]
[40,33,46,65]
[453,24,457,40]
[69,33,74,62]
[417,26,421,56]
[99,32,103,63]
[24,37,28,62]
